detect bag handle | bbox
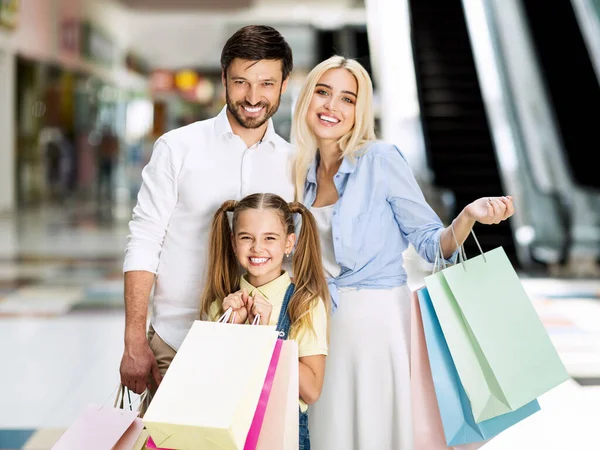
[218,307,238,324]
[218,306,261,325]
[434,226,486,274]
[112,383,147,414]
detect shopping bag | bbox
[424,242,569,423]
[115,418,145,450]
[133,429,151,450]
[113,384,147,450]
[146,436,173,449]
[255,340,299,450]
[414,288,540,447]
[51,404,140,450]
[244,338,283,450]
[143,319,279,450]
[411,289,486,450]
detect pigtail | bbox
[287,202,331,338]
[199,200,240,320]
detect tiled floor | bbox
[0,205,133,449]
[1,204,599,449]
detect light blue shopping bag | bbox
[417,287,541,445]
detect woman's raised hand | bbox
[464,196,515,225]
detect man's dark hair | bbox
[221,25,293,80]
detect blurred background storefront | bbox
[1,0,152,218]
[0,0,373,219]
[0,0,599,272]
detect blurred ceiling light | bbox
[175,70,199,92]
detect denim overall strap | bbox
[275,283,294,339]
[273,283,311,450]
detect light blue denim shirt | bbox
[303,141,457,310]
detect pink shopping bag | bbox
[410,292,485,450]
[255,340,299,450]
[115,417,145,450]
[146,436,173,449]
[244,338,283,450]
[51,404,141,450]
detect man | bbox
[119,25,295,396]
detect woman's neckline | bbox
[310,203,336,210]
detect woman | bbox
[291,55,514,449]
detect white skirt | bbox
[308,285,413,450]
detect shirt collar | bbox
[306,158,318,184]
[262,117,277,146]
[339,155,357,174]
[214,105,277,147]
[239,271,291,300]
[306,151,357,185]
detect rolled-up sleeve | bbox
[380,144,458,265]
[123,138,179,274]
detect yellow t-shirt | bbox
[208,271,328,412]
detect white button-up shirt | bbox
[123,106,296,350]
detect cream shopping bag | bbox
[143,319,278,450]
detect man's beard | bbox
[226,89,282,130]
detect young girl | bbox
[199,192,330,450]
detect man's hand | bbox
[119,339,161,395]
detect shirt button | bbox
[335,174,340,178]
[333,211,336,215]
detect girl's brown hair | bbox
[200,193,330,339]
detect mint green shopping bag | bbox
[424,234,569,424]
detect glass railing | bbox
[571,0,600,83]
[462,0,566,269]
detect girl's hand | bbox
[222,289,249,324]
[246,293,273,325]
[464,196,514,225]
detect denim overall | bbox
[274,283,310,450]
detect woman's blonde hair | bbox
[291,55,377,201]
[200,193,331,340]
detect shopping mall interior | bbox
[0,0,600,448]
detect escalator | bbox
[521,0,600,190]
[408,0,519,266]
